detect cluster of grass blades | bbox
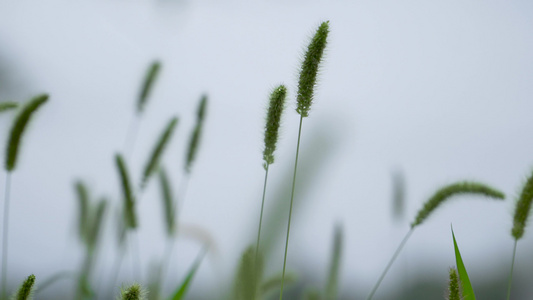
[3,20,533,300]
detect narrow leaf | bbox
[170,247,207,300]
[452,228,476,300]
[5,94,48,171]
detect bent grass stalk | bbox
[279,21,329,300]
[2,94,48,300]
[366,181,505,300]
[507,169,533,300]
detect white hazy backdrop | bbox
[1,0,533,298]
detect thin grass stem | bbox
[255,163,269,263]
[366,227,414,300]
[279,115,303,300]
[1,173,11,300]
[506,239,518,300]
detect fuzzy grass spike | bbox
[0,102,18,113]
[141,117,178,188]
[13,274,35,300]
[296,21,329,117]
[137,61,161,114]
[448,268,460,300]
[262,85,287,168]
[115,154,137,229]
[5,94,48,171]
[411,182,504,227]
[158,168,176,236]
[120,283,145,300]
[185,95,208,173]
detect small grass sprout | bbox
[141,117,179,189]
[185,95,208,174]
[137,61,161,114]
[447,268,460,300]
[296,21,329,118]
[0,102,18,113]
[12,274,35,300]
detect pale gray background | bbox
[1,0,533,298]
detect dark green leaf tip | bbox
[0,101,18,113]
[5,94,48,171]
[262,85,287,169]
[512,169,533,240]
[115,154,137,229]
[411,181,504,228]
[185,95,208,173]
[14,274,35,300]
[137,61,161,114]
[141,117,179,188]
[296,21,329,117]
[448,268,460,300]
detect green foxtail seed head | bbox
[448,268,460,300]
[75,181,90,245]
[0,102,18,113]
[296,21,329,117]
[120,283,145,300]
[13,274,35,300]
[87,198,108,251]
[185,95,208,173]
[411,181,505,228]
[262,85,287,169]
[158,168,176,237]
[233,245,263,300]
[115,154,137,229]
[512,169,533,239]
[141,117,178,188]
[137,61,161,114]
[5,94,48,171]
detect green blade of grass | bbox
[452,227,476,300]
[169,247,207,300]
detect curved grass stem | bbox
[254,163,270,298]
[366,227,414,300]
[506,239,518,300]
[279,115,304,300]
[1,173,11,300]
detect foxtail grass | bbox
[366,181,504,300]
[325,224,343,300]
[280,21,329,300]
[506,169,533,300]
[2,94,48,300]
[233,246,264,300]
[120,283,145,300]
[141,117,179,189]
[254,85,287,295]
[448,268,460,300]
[185,95,208,174]
[13,274,35,300]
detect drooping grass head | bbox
[137,61,161,114]
[5,94,48,172]
[296,21,329,117]
[262,85,287,169]
[511,169,533,240]
[411,181,505,228]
